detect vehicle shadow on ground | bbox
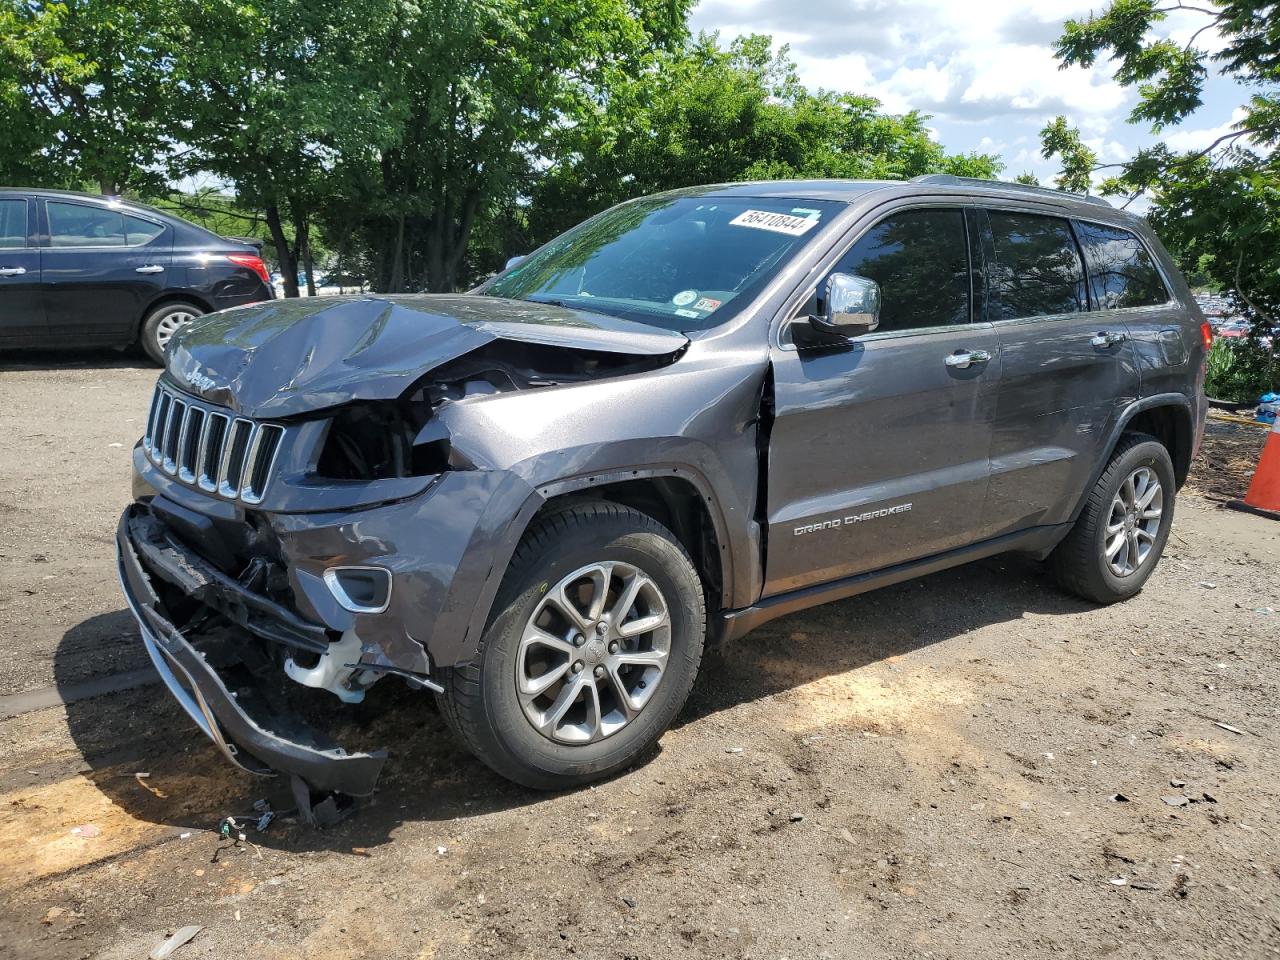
[0,348,154,371]
[55,552,1091,853]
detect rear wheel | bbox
[1048,433,1176,604]
[437,501,706,789]
[141,302,203,364]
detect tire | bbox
[1048,432,1176,604]
[141,302,203,364]
[437,501,706,789]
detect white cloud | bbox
[1162,108,1248,153]
[690,0,1241,183]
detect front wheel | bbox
[1048,432,1176,604]
[437,501,706,789]
[141,302,203,364]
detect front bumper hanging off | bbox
[115,506,387,796]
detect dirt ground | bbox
[1,352,1277,960]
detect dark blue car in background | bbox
[0,188,272,362]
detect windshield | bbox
[479,196,842,331]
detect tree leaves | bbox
[1041,0,1279,342]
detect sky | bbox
[689,0,1245,192]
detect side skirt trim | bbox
[721,522,1071,641]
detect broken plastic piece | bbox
[149,925,202,959]
[284,630,367,703]
[290,774,356,829]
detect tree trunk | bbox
[291,201,316,297]
[387,213,406,293]
[266,203,299,298]
[99,178,118,196]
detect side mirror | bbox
[504,255,526,271]
[811,273,880,336]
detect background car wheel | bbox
[1048,432,1176,604]
[141,303,203,364]
[437,501,706,790]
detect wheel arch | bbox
[458,466,734,661]
[534,468,731,614]
[1070,394,1194,524]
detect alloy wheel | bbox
[516,561,671,744]
[1104,466,1163,577]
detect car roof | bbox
[0,186,177,221]
[659,175,1141,224]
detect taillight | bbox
[226,252,270,286]
[1200,321,1213,350]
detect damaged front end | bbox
[117,504,389,797]
[117,294,689,801]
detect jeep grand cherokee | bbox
[116,176,1209,800]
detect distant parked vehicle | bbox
[0,188,272,362]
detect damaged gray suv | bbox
[117,176,1209,799]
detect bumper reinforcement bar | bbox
[117,507,387,796]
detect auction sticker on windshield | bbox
[729,209,821,236]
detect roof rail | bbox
[909,174,1114,209]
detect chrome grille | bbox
[143,382,285,504]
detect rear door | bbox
[979,207,1140,535]
[764,205,1001,596]
[39,198,172,345]
[0,196,45,342]
[1072,219,1187,398]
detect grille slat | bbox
[144,383,285,504]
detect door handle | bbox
[944,349,992,369]
[1091,331,1128,347]
[0,266,27,277]
[135,265,165,274]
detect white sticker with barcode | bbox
[728,209,820,236]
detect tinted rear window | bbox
[0,199,26,249]
[987,211,1087,320]
[1073,221,1170,308]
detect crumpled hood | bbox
[165,294,688,418]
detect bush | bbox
[1205,337,1280,404]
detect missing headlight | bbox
[315,402,447,480]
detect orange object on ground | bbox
[1243,417,1280,515]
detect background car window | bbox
[987,211,1087,320]
[125,215,164,246]
[0,199,26,249]
[1073,220,1169,308]
[824,209,971,332]
[48,201,127,247]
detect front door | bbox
[764,206,1001,596]
[0,196,45,342]
[40,198,171,345]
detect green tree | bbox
[172,0,401,296]
[1040,0,1280,342]
[326,0,692,293]
[0,0,182,193]
[530,34,1001,244]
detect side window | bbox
[823,208,971,332]
[125,215,164,246]
[1073,220,1170,308]
[0,199,27,249]
[48,201,126,247]
[986,211,1087,320]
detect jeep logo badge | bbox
[186,371,217,392]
